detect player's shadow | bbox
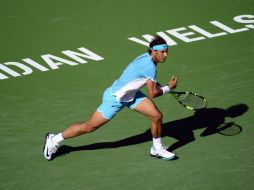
[52,103,248,160]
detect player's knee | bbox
[151,110,163,122]
[80,121,98,133]
[85,126,96,133]
[85,124,98,133]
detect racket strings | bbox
[179,94,206,109]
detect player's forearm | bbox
[147,85,164,99]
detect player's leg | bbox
[43,87,123,160]
[63,111,109,139]
[43,110,109,161]
[63,88,120,139]
[128,91,175,160]
[132,97,163,138]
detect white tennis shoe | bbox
[150,146,175,160]
[43,133,58,160]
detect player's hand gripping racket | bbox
[170,91,207,110]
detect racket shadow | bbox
[164,103,248,151]
[51,103,248,160]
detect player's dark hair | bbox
[148,36,167,54]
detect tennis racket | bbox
[170,91,207,110]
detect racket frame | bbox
[170,91,207,110]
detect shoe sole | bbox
[150,153,175,160]
[43,133,51,161]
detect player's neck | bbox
[151,55,159,65]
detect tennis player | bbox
[43,36,178,160]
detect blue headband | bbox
[150,44,168,50]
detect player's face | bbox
[152,49,168,63]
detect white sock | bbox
[52,133,64,145]
[153,137,162,150]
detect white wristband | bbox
[160,86,170,94]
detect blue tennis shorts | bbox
[97,88,147,120]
